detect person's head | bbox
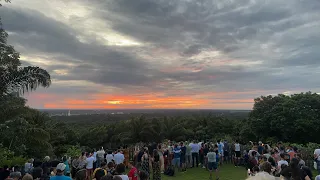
[9,172,21,180]
[108,151,112,154]
[28,159,34,163]
[153,149,158,157]
[128,161,135,169]
[94,169,106,180]
[252,151,257,157]
[260,162,272,174]
[101,162,107,169]
[56,163,66,175]
[117,149,121,153]
[252,165,260,173]
[280,164,288,170]
[44,156,50,162]
[106,162,114,170]
[293,146,298,152]
[115,163,125,174]
[32,167,43,179]
[289,158,299,169]
[62,155,68,162]
[22,174,33,180]
[100,175,118,180]
[280,153,285,159]
[267,157,276,167]
[139,171,149,180]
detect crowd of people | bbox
[1,140,320,180]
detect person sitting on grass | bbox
[207,148,219,180]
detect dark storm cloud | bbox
[0,7,151,85]
[1,0,320,96]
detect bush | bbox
[0,147,27,167]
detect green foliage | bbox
[0,20,51,95]
[248,92,320,143]
[0,146,26,167]
[65,145,82,158]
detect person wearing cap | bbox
[50,163,72,180]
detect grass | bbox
[161,164,247,180]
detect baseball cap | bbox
[56,163,66,171]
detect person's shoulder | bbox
[62,176,72,180]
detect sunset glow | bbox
[2,0,320,109]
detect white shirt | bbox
[86,156,95,169]
[117,175,129,180]
[314,149,320,161]
[106,154,114,164]
[277,160,288,170]
[114,152,125,165]
[235,143,241,151]
[97,150,105,159]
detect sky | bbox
[1,0,320,109]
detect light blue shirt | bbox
[190,143,200,153]
[114,152,125,165]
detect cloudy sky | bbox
[1,0,320,109]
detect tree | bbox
[0,24,51,95]
[248,92,320,144]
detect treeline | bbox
[1,5,320,166]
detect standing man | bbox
[234,140,241,167]
[223,140,230,164]
[172,144,181,172]
[185,141,192,168]
[180,142,187,171]
[114,150,125,165]
[96,147,105,168]
[207,148,219,180]
[190,140,200,168]
[217,140,224,166]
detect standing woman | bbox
[141,148,150,179]
[157,144,164,173]
[152,149,161,180]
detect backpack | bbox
[164,166,175,176]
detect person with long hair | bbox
[280,158,310,180]
[157,144,164,173]
[141,148,150,179]
[152,149,161,180]
[138,171,149,180]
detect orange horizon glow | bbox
[25,90,259,110]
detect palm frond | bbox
[5,66,51,94]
